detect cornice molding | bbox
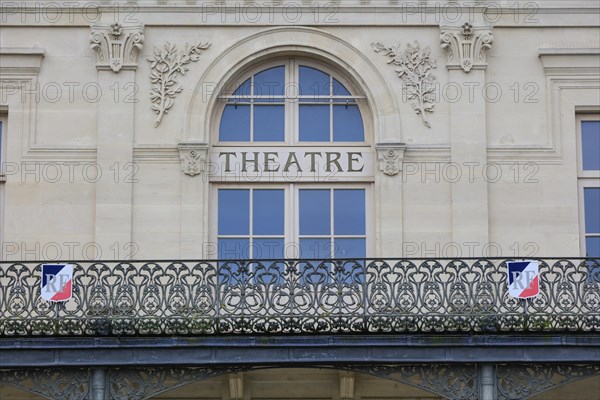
[0,47,45,74]
[538,47,600,75]
[440,23,494,72]
[90,23,144,72]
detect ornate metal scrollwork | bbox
[0,368,90,400]
[108,366,249,400]
[344,364,478,400]
[0,259,598,337]
[496,364,600,400]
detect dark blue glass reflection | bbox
[220,105,250,141]
[586,237,600,258]
[253,238,285,259]
[582,121,600,170]
[218,238,250,259]
[585,188,600,234]
[299,105,329,142]
[254,66,285,97]
[334,190,366,235]
[254,105,285,141]
[232,78,252,97]
[253,190,285,235]
[218,189,250,235]
[299,66,330,96]
[334,238,366,259]
[300,190,331,235]
[332,78,351,96]
[333,105,364,142]
[300,238,332,259]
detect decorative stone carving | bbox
[148,42,211,127]
[177,142,209,176]
[372,42,436,128]
[376,143,406,176]
[90,23,144,72]
[440,23,494,72]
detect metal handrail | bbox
[1,258,598,337]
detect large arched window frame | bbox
[210,58,374,261]
[213,58,372,146]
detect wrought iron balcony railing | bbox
[0,258,599,337]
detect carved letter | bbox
[347,152,364,173]
[284,152,301,172]
[326,152,343,172]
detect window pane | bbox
[253,238,284,259]
[232,78,251,97]
[220,105,250,141]
[334,189,366,235]
[586,237,600,258]
[333,105,364,142]
[254,66,285,97]
[334,238,366,259]
[218,238,250,259]
[582,121,600,170]
[253,189,284,235]
[299,105,330,142]
[332,78,351,96]
[299,66,330,97]
[218,189,249,235]
[300,238,332,259]
[300,189,331,235]
[584,188,600,234]
[254,105,285,142]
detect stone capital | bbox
[376,143,406,176]
[90,23,144,72]
[440,23,494,72]
[177,142,209,177]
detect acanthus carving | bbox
[376,143,406,176]
[372,41,437,128]
[148,42,211,127]
[177,142,209,176]
[440,22,494,72]
[90,23,144,72]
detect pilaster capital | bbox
[376,142,406,176]
[90,23,144,72]
[177,142,209,177]
[440,23,494,72]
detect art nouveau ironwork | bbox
[0,258,598,337]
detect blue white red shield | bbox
[40,264,73,302]
[507,260,539,299]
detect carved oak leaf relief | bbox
[372,41,437,128]
[148,41,211,127]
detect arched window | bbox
[218,60,366,143]
[212,59,371,261]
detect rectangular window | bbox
[299,188,366,259]
[217,188,286,260]
[577,116,600,259]
[213,185,370,261]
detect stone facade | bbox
[0,1,599,399]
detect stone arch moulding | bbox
[183,26,402,145]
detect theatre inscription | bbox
[209,148,374,182]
